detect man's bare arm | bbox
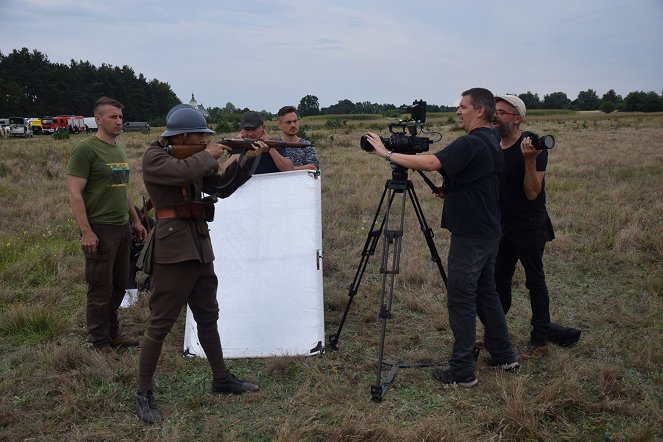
[67,175,98,254]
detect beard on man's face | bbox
[494,119,515,138]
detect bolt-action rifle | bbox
[164,138,314,160]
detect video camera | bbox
[360,100,434,155]
[523,131,555,150]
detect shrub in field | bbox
[52,128,70,140]
[214,120,238,133]
[298,124,316,144]
[324,119,343,128]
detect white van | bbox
[84,117,97,133]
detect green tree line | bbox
[296,89,663,117]
[0,48,180,124]
[515,89,663,113]
[206,87,663,131]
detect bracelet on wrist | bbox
[385,150,392,162]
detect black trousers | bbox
[447,235,515,378]
[494,228,550,346]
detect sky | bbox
[1,0,662,113]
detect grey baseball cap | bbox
[496,95,526,117]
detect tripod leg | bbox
[329,182,395,349]
[407,182,448,287]
[372,181,407,401]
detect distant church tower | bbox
[189,93,210,118]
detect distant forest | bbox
[1,48,662,126]
[292,88,663,118]
[0,48,180,125]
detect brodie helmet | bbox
[161,105,214,137]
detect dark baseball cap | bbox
[240,111,264,129]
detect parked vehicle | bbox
[41,117,60,135]
[122,121,151,133]
[69,115,85,133]
[0,118,10,138]
[9,117,33,138]
[28,118,43,135]
[41,115,85,134]
[83,117,97,133]
[60,115,85,133]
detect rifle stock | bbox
[165,138,314,160]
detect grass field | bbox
[0,111,661,441]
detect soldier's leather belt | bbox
[156,201,214,221]
[155,209,179,220]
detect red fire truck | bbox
[40,116,57,134]
[41,115,85,134]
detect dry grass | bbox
[0,112,661,441]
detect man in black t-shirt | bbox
[364,88,517,388]
[493,95,580,359]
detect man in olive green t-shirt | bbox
[66,96,147,353]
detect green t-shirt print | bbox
[108,161,130,187]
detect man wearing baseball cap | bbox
[492,95,580,359]
[221,111,293,174]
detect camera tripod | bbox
[328,164,447,402]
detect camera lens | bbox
[540,135,555,149]
[360,135,374,151]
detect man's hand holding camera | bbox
[521,136,542,162]
[521,136,546,201]
[364,132,390,159]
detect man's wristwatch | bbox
[385,150,393,162]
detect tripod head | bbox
[390,163,409,183]
[389,162,441,196]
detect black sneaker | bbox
[136,390,161,424]
[432,368,478,388]
[486,359,520,372]
[212,373,259,395]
